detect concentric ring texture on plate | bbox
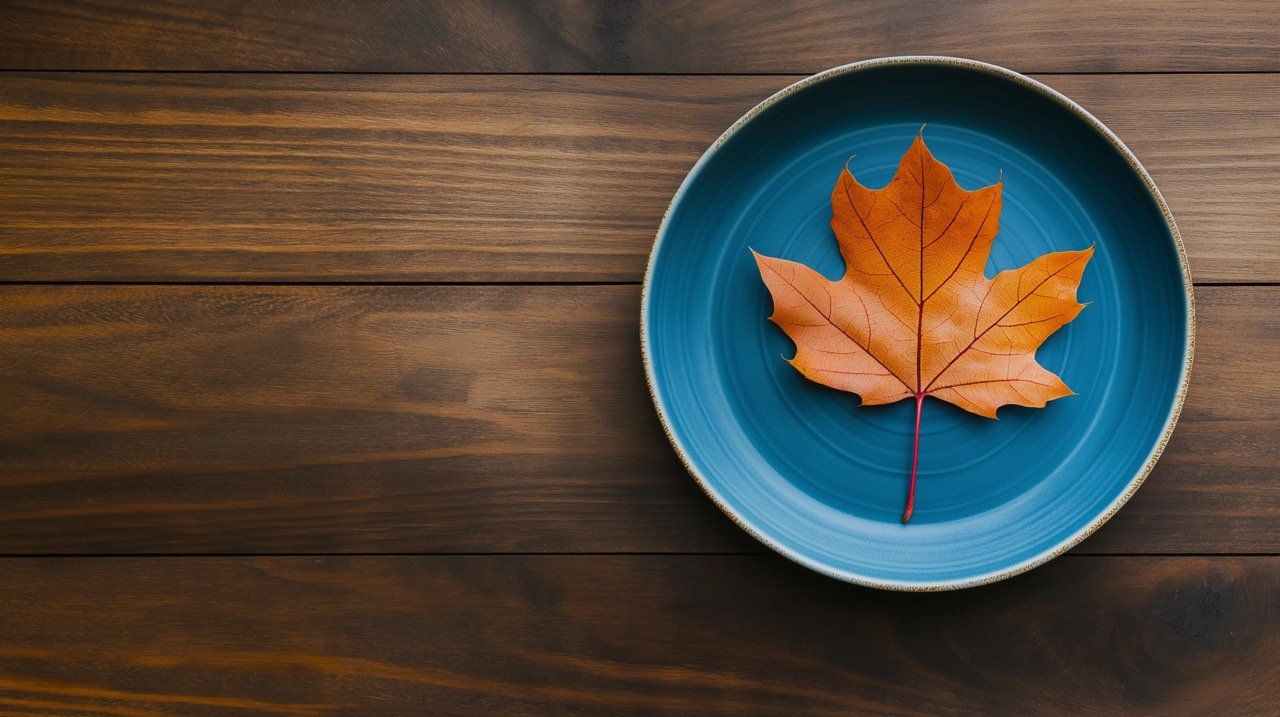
[643,59,1191,589]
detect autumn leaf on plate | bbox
[752,133,1092,523]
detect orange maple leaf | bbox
[752,134,1092,522]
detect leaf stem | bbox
[902,393,924,523]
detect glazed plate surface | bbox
[642,57,1193,590]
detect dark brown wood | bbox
[2,73,1275,283]
[0,3,1274,713]
[1,285,1273,554]
[1,555,1278,715]
[0,284,748,554]
[0,1,1277,73]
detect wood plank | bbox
[0,1,1277,73]
[1,285,1274,554]
[1,555,1278,715]
[1,73,1276,283]
[0,284,747,554]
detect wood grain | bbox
[0,0,1277,73]
[2,73,1276,283]
[1,4,1275,713]
[1,555,1278,715]
[1,285,1274,555]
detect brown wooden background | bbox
[1,2,1278,715]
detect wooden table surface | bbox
[2,2,1278,715]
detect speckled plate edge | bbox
[640,56,1195,591]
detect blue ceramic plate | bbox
[642,57,1193,590]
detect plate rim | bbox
[640,55,1195,591]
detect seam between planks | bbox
[3,70,1280,76]
[0,281,1274,287]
